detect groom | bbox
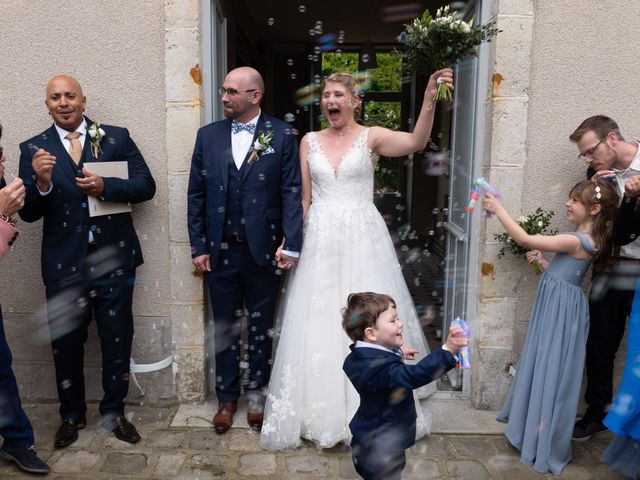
[187,66,303,433]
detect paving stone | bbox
[487,454,548,480]
[145,429,187,449]
[450,435,498,457]
[410,434,450,457]
[186,454,228,477]
[228,429,262,451]
[189,429,228,450]
[103,434,141,450]
[338,455,360,479]
[100,452,148,475]
[52,450,101,473]
[285,455,331,476]
[74,428,99,448]
[125,407,175,428]
[155,452,187,476]
[237,453,277,476]
[446,459,490,480]
[404,458,440,479]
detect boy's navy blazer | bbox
[18,117,156,281]
[343,344,457,450]
[187,113,302,268]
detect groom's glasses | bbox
[578,136,607,161]
[218,87,257,96]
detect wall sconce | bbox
[358,40,378,70]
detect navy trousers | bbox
[44,254,136,420]
[586,271,633,420]
[351,438,406,480]
[206,241,280,403]
[0,305,35,447]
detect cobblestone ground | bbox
[0,403,627,479]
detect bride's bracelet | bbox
[0,213,16,226]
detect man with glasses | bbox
[0,125,49,474]
[569,115,640,441]
[187,67,303,433]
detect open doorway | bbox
[205,0,482,393]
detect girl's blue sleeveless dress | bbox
[497,232,595,475]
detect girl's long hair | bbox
[569,179,619,272]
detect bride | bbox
[260,68,454,450]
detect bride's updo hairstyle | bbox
[322,72,362,120]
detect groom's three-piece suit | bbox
[188,112,303,403]
[18,117,155,422]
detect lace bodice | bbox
[306,128,374,208]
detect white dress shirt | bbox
[231,112,260,170]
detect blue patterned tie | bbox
[231,121,255,135]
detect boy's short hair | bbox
[342,292,396,342]
[569,115,623,143]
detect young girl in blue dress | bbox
[482,179,619,475]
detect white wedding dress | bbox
[260,128,435,451]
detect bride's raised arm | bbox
[369,68,453,158]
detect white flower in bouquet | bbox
[398,6,499,101]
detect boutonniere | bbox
[248,131,274,165]
[87,122,105,158]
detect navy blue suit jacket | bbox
[187,113,303,268]
[18,118,156,282]
[343,344,457,450]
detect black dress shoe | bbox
[0,444,49,474]
[111,416,141,444]
[54,417,87,448]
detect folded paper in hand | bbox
[84,161,132,217]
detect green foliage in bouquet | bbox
[398,6,499,100]
[494,208,558,274]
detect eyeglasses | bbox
[578,136,607,161]
[218,87,257,96]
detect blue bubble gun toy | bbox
[466,177,501,217]
[451,317,471,369]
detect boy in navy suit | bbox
[342,292,466,480]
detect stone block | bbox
[52,451,102,473]
[164,0,199,28]
[492,15,534,98]
[155,452,187,475]
[445,459,490,480]
[100,453,148,475]
[170,243,204,303]
[477,299,516,349]
[497,0,534,15]
[338,455,359,479]
[489,98,529,167]
[450,436,498,457]
[165,29,201,103]
[167,106,201,174]
[189,429,228,450]
[228,429,262,451]
[404,458,440,479]
[171,303,205,347]
[188,454,229,477]
[145,429,186,449]
[168,173,190,244]
[237,453,277,476]
[410,434,450,458]
[285,456,331,476]
[174,346,206,402]
[471,347,515,409]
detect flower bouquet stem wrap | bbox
[399,6,499,102]
[495,208,557,275]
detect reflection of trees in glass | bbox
[321,52,404,191]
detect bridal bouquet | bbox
[495,208,557,275]
[398,5,499,101]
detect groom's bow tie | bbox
[231,121,255,135]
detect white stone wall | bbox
[0,0,173,403]
[476,0,637,409]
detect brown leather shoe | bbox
[213,402,237,434]
[247,395,265,430]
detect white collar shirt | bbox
[230,111,260,170]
